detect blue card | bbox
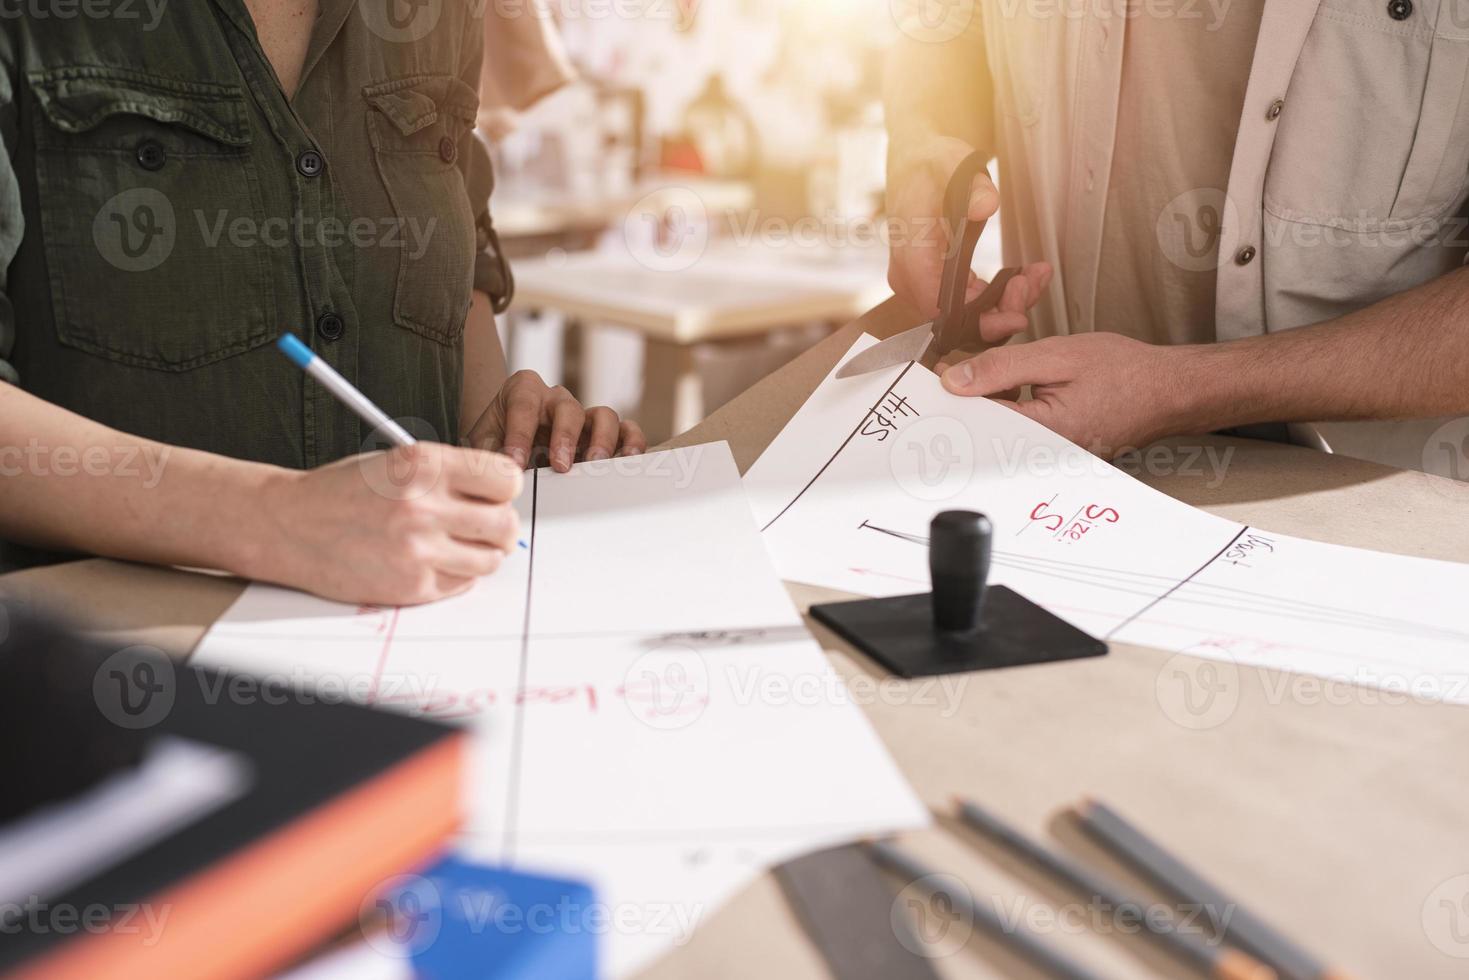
[373,856,599,980]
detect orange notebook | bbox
[1,656,467,980]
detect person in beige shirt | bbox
[886,0,1469,464]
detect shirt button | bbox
[316,312,344,341]
[296,150,325,178]
[136,139,166,171]
[1387,0,1412,18]
[1266,98,1285,121]
[438,136,457,164]
[1235,245,1257,266]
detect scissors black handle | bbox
[932,151,994,357]
[925,151,1027,369]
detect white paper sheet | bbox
[744,335,1469,704]
[193,442,927,977]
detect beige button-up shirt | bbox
[1093,0,1265,346]
[976,0,1469,342]
[959,0,1469,467]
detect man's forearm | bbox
[0,385,285,574]
[1172,266,1469,431]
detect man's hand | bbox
[463,370,647,472]
[257,444,524,605]
[886,134,1052,339]
[940,334,1191,457]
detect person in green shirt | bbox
[0,1,646,603]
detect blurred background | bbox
[482,0,997,444]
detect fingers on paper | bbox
[547,391,584,472]
[500,375,546,469]
[582,406,621,462]
[941,337,1070,397]
[618,420,647,457]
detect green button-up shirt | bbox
[0,0,510,469]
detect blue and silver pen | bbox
[275,333,417,447]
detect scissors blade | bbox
[921,265,1023,371]
[834,321,937,379]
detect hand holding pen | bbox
[261,335,523,605]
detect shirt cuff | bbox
[473,223,514,314]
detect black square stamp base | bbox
[811,586,1107,678]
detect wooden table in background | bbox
[6,299,1469,979]
[508,242,891,443]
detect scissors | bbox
[837,150,1022,379]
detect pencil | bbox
[1076,799,1353,980]
[954,798,1275,980]
[865,839,1107,980]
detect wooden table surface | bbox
[6,298,1469,979]
[509,242,891,344]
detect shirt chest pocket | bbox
[28,68,276,371]
[364,76,479,347]
[1265,0,1469,229]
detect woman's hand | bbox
[252,443,523,605]
[462,370,647,472]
